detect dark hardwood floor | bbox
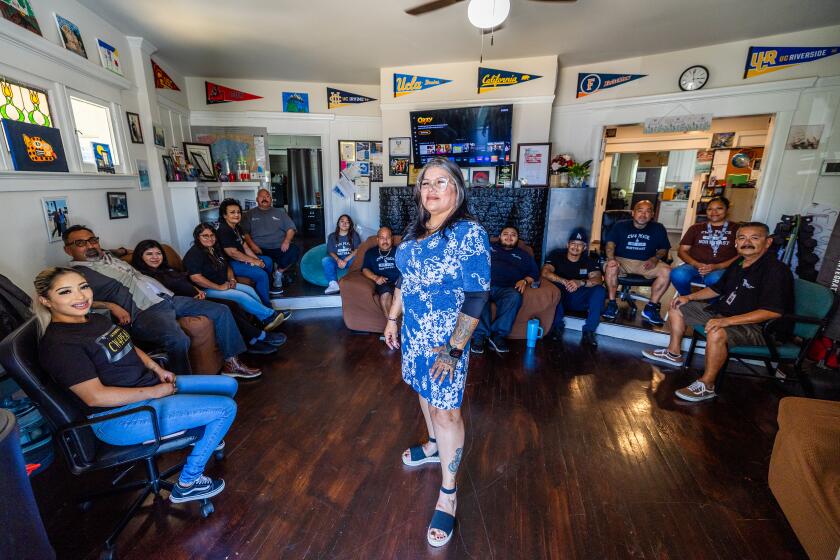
[31,308,806,559]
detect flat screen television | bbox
[409,104,512,168]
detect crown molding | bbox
[379,94,555,112]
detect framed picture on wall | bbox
[41,196,70,243]
[495,163,513,187]
[161,155,175,181]
[126,112,143,144]
[389,137,411,157]
[389,156,409,176]
[153,124,165,147]
[339,141,355,162]
[515,142,551,187]
[183,142,216,180]
[107,191,128,219]
[470,167,491,187]
[354,177,371,202]
[710,132,735,149]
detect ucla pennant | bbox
[393,73,452,98]
[744,46,840,79]
[477,67,542,94]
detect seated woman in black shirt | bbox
[131,240,286,354]
[34,267,233,503]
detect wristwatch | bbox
[444,340,463,359]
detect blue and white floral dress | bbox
[396,220,491,410]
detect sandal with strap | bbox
[402,437,440,466]
[427,485,457,548]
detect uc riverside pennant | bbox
[205,81,263,104]
[393,73,451,98]
[576,73,646,98]
[477,67,542,94]
[744,46,840,79]
[327,87,377,109]
[152,60,180,91]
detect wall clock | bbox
[679,65,709,91]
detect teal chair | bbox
[683,278,838,390]
[300,243,349,287]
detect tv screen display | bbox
[410,104,512,168]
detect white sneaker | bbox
[675,380,716,402]
[642,348,684,367]
[324,280,340,294]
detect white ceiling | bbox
[77,0,840,84]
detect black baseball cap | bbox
[568,228,588,244]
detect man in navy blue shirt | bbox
[603,200,671,325]
[472,226,539,354]
[542,228,606,347]
[361,227,401,319]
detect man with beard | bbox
[542,228,606,347]
[471,226,539,354]
[63,225,261,378]
[242,188,300,288]
[642,223,793,402]
[361,227,401,319]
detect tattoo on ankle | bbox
[448,447,463,474]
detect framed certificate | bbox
[353,176,371,202]
[389,137,411,157]
[515,142,551,187]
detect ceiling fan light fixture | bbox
[467,0,510,29]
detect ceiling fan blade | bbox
[405,0,464,16]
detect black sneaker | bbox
[489,335,510,353]
[642,303,665,325]
[581,331,598,348]
[602,300,619,320]
[269,286,284,297]
[470,337,486,354]
[264,331,287,347]
[170,475,225,503]
[246,341,277,355]
[262,311,287,331]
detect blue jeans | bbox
[204,283,273,321]
[229,257,273,306]
[260,244,301,271]
[131,301,192,375]
[90,375,237,485]
[171,296,247,360]
[474,286,523,340]
[552,284,606,334]
[670,264,726,296]
[322,255,354,283]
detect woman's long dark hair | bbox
[131,239,173,273]
[403,158,475,241]
[192,223,228,270]
[334,214,358,250]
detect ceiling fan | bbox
[405,0,576,18]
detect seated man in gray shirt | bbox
[242,189,301,287]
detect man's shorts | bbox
[374,282,396,296]
[679,301,766,347]
[615,256,670,279]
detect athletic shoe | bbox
[246,341,277,355]
[189,440,225,452]
[273,269,284,287]
[489,335,510,353]
[642,303,665,325]
[269,286,284,297]
[324,280,340,294]
[675,380,716,402]
[470,337,486,354]
[262,311,286,332]
[641,348,684,367]
[263,331,287,347]
[581,331,598,348]
[221,359,262,379]
[602,300,619,320]
[169,475,225,503]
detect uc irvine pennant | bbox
[744,45,840,79]
[477,67,542,94]
[205,81,263,104]
[393,73,451,98]
[327,87,377,109]
[576,73,646,98]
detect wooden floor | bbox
[31,308,807,560]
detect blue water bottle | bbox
[526,318,544,348]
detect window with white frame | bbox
[69,95,120,172]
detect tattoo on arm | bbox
[450,313,478,349]
[448,447,463,475]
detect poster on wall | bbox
[54,14,86,58]
[339,141,355,162]
[41,196,70,243]
[136,159,150,190]
[477,67,542,94]
[355,142,370,162]
[576,73,646,98]
[2,119,68,172]
[205,81,262,104]
[711,132,735,149]
[786,125,824,150]
[152,60,180,91]
[92,142,115,173]
[393,73,451,98]
[96,38,123,76]
[389,137,411,157]
[695,150,713,174]
[282,92,309,113]
[743,46,840,79]
[327,87,376,109]
[515,143,551,187]
[1,0,40,35]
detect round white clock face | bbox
[679,65,709,91]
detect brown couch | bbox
[340,235,561,339]
[121,244,223,374]
[769,397,840,560]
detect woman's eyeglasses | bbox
[419,177,451,192]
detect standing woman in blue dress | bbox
[384,158,490,547]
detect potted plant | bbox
[549,154,574,187]
[568,159,592,188]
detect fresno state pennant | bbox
[576,73,646,98]
[327,87,377,109]
[477,67,542,94]
[205,81,262,104]
[151,60,180,91]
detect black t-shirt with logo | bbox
[39,314,159,414]
[545,249,600,283]
[183,246,230,285]
[215,221,246,253]
[706,252,793,318]
[362,246,400,284]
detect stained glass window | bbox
[0,77,52,127]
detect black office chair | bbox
[0,317,223,560]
